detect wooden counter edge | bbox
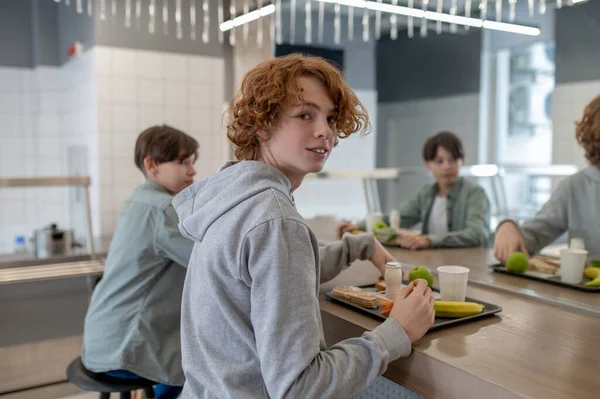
[320,297,524,399]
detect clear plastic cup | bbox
[437,266,470,302]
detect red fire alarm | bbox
[68,42,83,59]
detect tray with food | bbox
[325,284,502,331]
[491,255,600,292]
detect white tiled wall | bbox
[0,64,74,253]
[552,81,600,169]
[94,46,227,235]
[294,89,378,220]
[0,46,227,251]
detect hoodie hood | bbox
[173,161,294,243]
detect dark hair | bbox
[575,95,600,167]
[422,131,465,162]
[134,125,199,175]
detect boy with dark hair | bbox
[339,131,490,249]
[82,125,198,399]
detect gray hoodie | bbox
[173,161,411,399]
[518,166,600,259]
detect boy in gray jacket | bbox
[82,125,197,398]
[494,95,600,261]
[174,54,435,398]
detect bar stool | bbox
[66,357,156,399]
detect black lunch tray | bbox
[325,284,503,332]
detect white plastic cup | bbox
[560,248,588,284]
[437,266,470,302]
[366,212,383,233]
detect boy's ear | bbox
[256,129,269,141]
[424,160,432,171]
[143,156,158,175]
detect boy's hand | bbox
[389,280,435,343]
[493,222,529,262]
[336,222,360,239]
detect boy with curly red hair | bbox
[173,54,435,398]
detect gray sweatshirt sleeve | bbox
[154,205,194,267]
[428,187,491,248]
[519,179,570,255]
[245,219,411,399]
[319,233,375,283]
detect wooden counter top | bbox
[320,281,600,399]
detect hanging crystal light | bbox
[528,0,534,17]
[375,0,382,40]
[391,0,398,40]
[408,0,414,38]
[149,0,156,33]
[509,0,516,21]
[163,0,169,35]
[125,0,132,28]
[362,5,369,41]
[258,0,265,47]
[305,0,312,44]
[465,0,472,31]
[87,0,93,16]
[480,0,488,20]
[450,0,457,33]
[229,2,236,45]
[275,0,282,44]
[243,0,250,44]
[540,0,546,14]
[318,0,324,43]
[201,0,210,43]
[202,0,210,43]
[348,3,354,42]
[76,0,83,13]
[176,0,183,39]
[436,0,443,34]
[496,0,503,22]
[100,0,107,21]
[290,0,296,44]
[218,0,224,44]
[190,0,197,40]
[334,3,341,44]
[420,0,429,38]
[135,0,142,28]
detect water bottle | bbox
[384,262,404,301]
[14,235,27,254]
[390,209,401,230]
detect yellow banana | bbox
[584,267,600,287]
[434,301,485,318]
